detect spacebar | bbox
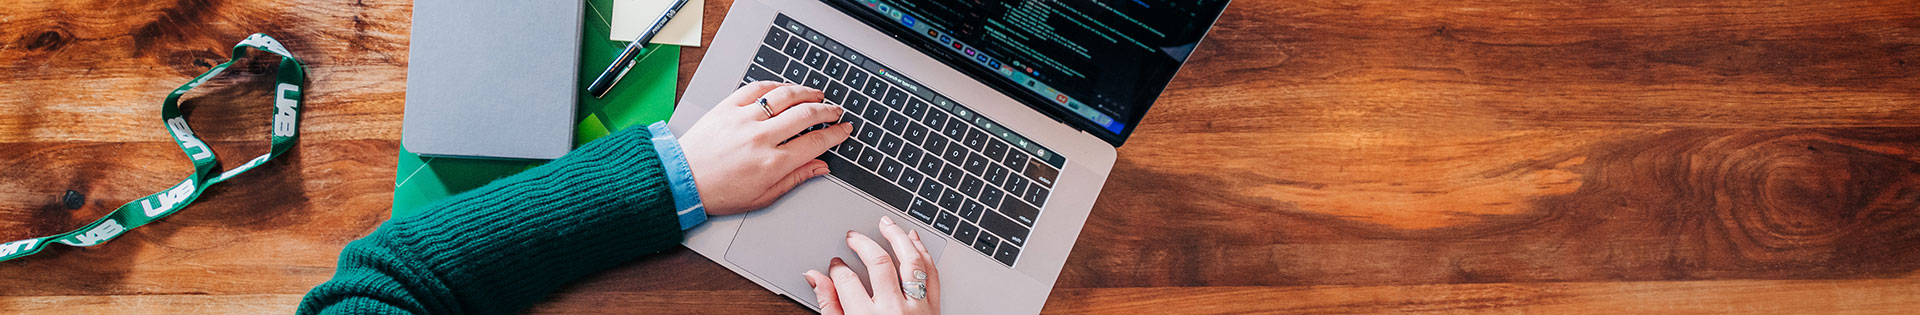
[824,154,913,211]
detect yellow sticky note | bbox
[609,0,704,47]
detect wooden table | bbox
[4,0,1917,313]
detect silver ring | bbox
[902,280,927,300]
[756,98,775,118]
[901,269,928,300]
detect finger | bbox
[846,231,904,302]
[720,81,789,108]
[828,257,873,314]
[765,102,846,139]
[805,270,846,315]
[759,85,824,118]
[780,122,853,157]
[875,216,930,303]
[746,159,829,208]
[912,229,942,308]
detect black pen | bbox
[587,0,693,99]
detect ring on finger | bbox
[756,98,776,118]
[901,270,928,300]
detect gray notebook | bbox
[402,0,584,160]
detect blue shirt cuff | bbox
[648,121,706,230]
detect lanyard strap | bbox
[0,34,307,262]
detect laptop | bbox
[402,0,582,160]
[669,0,1230,313]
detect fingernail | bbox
[815,167,830,176]
[847,230,856,238]
[881,216,895,225]
[831,257,845,265]
[804,273,817,287]
[910,229,920,239]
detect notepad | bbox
[393,0,682,218]
[609,0,705,46]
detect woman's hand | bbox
[803,217,942,315]
[677,81,852,216]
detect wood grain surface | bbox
[3,0,1917,313]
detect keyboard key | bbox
[1002,150,1029,172]
[764,28,789,48]
[992,242,1019,266]
[823,38,847,56]
[782,37,809,57]
[999,195,1039,226]
[951,223,978,246]
[1004,179,1027,199]
[896,145,924,167]
[959,175,983,196]
[920,131,948,154]
[916,179,944,201]
[980,211,1031,247]
[902,122,929,144]
[962,129,987,149]
[862,78,891,97]
[903,98,928,119]
[861,98,888,120]
[973,233,1000,256]
[845,69,869,90]
[933,211,958,234]
[825,154,911,211]
[938,188,963,211]
[833,138,863,160]
[882,112,908,133]
[856,147,883,171]
[959,199,985,222]
[915,150,943,175]
[804,47,828,69]
[977,188,1003,211]
[922,108,948,128]
[1023,161,1060,188]
[984,139,1010,160]
[842,95,869,113]
[824,82,850,104]
[941,143,968,165]
[882,89,909,109]
[743,64,782,84]
[802,70,828,89]
[877,158,903,181]
[879,134,904,156]
[895,169,924,193]
[937,164,964,187]
[1024,184,1050,207]
[802,29,827,44]
[984,164,1009,187]
[963,153,989,175]
[825,56,849,79]
[856,122,882,144]
[942,119,968,141]
[753,46,788,69]
[782,60,808,81]
[907,198,938,223]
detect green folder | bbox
[392,0,682,218]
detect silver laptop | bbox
[401,0,582,160]
[669,0,1229,313]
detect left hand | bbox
[676,81,851,216]
[803,216,942,315]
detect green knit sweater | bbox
[299,127,684,314]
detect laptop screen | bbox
[831,0,1232,145]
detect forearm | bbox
[299,127,685,314]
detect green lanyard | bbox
[0,34,307,262]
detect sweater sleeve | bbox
[298,126,685,315]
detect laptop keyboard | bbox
[742,14,1068,267]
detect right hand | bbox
[675,81,852,216]
[803,216,942,315]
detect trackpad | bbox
[725,182,949,308]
